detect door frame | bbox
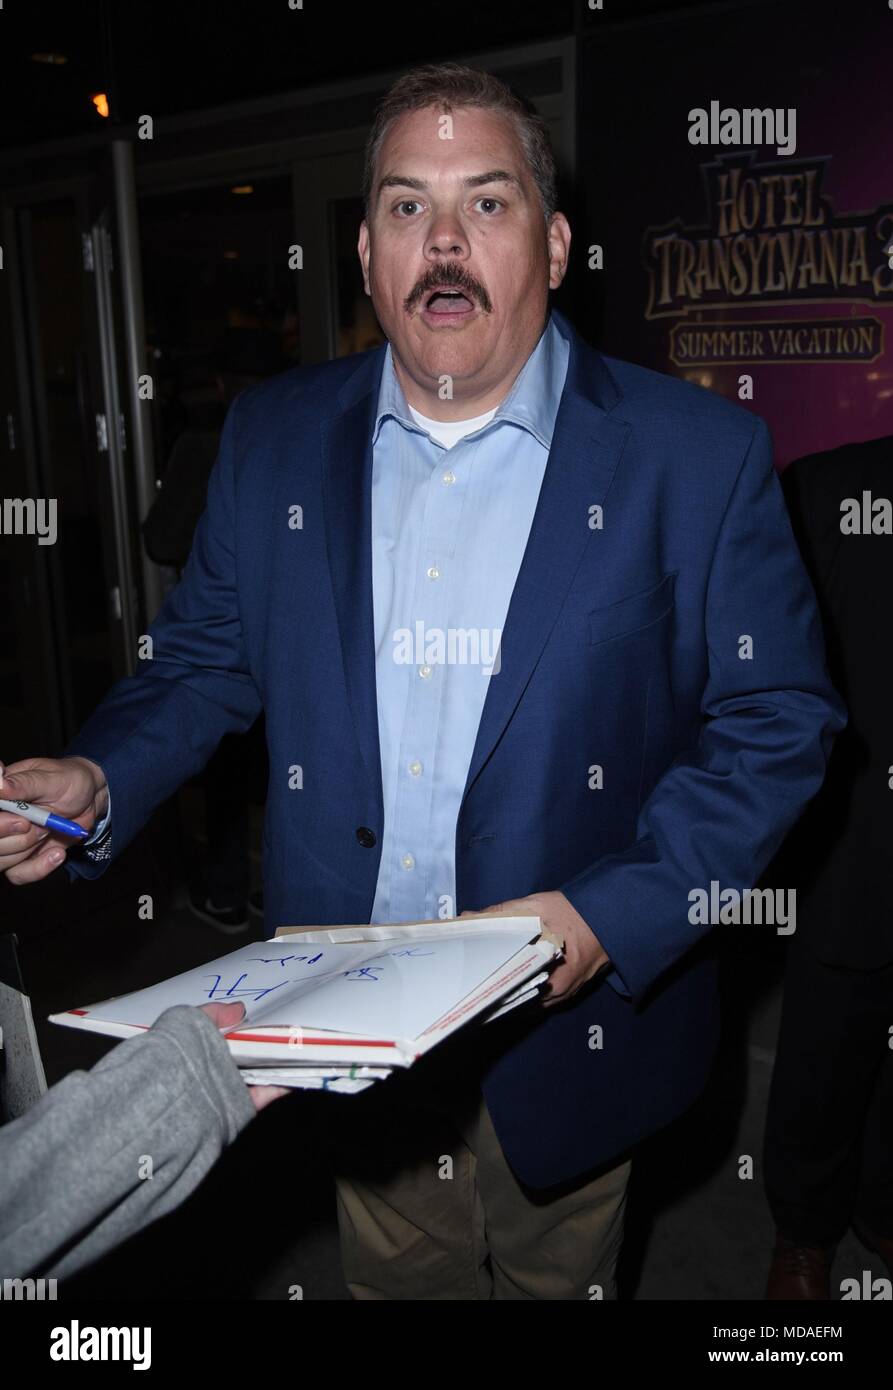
[2,179,95,747]
[2,174,139,742]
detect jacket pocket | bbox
[588,572,676,647]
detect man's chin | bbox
[408,323,491,374]
[416,347,489,386]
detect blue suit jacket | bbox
[66,309,845,1188]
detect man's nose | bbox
[424,211,469,260]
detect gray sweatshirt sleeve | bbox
[0,1004,257,1280]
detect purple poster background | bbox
[580,0,893,468]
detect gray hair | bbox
[363,62,558,223]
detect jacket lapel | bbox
[462,315,631,800]
[319,348,386,807]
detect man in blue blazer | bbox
[0,63,844,1299]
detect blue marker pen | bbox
[0,798,90,840]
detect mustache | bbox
[404,265,492,314]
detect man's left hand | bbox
[460,891,609,1007]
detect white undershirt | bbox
[407,402,498,450]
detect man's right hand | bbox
[0,756,108,885]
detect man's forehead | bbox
[379,104,525,168]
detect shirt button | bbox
[426,566,440,580]
[408,760,423,777]
[442,470,456,486]
[356,826,377,848]
[401,853,415,870]
[418,664,433,679]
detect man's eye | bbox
[474,197,503,214]
[394,200,423,217]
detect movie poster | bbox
[581,0,893,465]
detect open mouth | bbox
[422,287,476,318]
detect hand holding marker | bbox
[0,757,109,883]
[0,797,89,840]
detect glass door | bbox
[2,171,140,753]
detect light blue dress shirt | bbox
[85,317,571,923]
[370,314,569,924]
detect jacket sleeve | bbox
[561,418,847,1004]
[64,393,263,878]
[0,1006,257,1280]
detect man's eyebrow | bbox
[463,170,522,190]
[376,170,523,197]
[377,175,429,195]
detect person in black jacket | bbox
[764,433,893,1298]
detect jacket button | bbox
[356,826,377,848]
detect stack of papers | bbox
[50,917,559,1093]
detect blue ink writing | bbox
[247,953,323,967]
[204,973,293,1001]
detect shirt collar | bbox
[372,312,566,450]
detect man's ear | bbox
[547,212,572,290]
[358,221,372,296]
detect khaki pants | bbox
[333,1059,631,1300]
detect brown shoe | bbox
[766,1234,835,1299]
